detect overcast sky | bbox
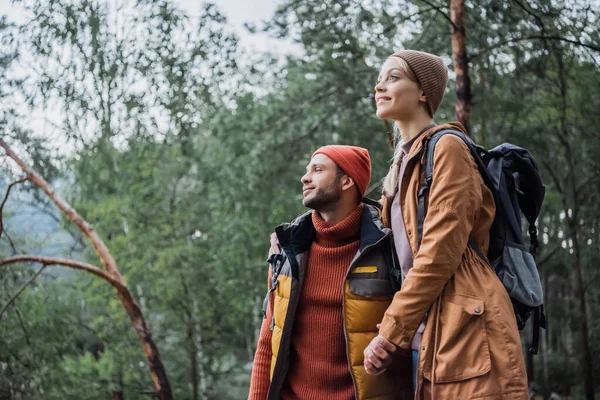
[0,0,282,52]
[0,0,288,148]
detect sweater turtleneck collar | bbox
[311,204,363,247]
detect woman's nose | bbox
[374,81,385,92]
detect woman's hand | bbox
[363,329,397,375]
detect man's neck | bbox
[317,200,361,226]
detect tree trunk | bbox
[113,372,124,400]
[194,299,208,397]
[553,48,595,400]
[185,307,199,400]
[541,272,550,400]
[450,0,472,131]
[478,70,486,146]
[570,229,594,400]
[525,326,535,385]
[0,140,173,400]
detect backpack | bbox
[417,129,546,354]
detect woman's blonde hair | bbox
[381,56,420,197]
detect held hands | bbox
[364,324,397,375]
[270,232,280,255]
[272,228,398,375]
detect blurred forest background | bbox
[1,0,599,399]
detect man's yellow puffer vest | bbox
[263,202,413,400]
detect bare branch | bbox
[472,35,600,60]
[576,171,600,197]
[511,0,548,34]
[0,264,47,320]
[538,220,594,267]
[0,177,28,240]
[284,112,330,145]
[0,139,173,398]
[419,0,458,30]
[541,160,564,195]
[2,228,19,255]
[365,180,383,199]
[12,198,87,248]
[0,255,121,287]
[0,139,121,280]
[380,7,436,37]
[13,307,31,346]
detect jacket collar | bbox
[404,122,468,163]
[275,200,389,255]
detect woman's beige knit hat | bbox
[391,50,449,117]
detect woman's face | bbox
[374,58,425,121]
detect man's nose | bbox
[301,173,310,184]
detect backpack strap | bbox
[417,129,495,247]
[387,242,402,291]
[418,131,548,355]
[529,304,548,354]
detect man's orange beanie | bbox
[312,145,371,198]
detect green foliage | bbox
[1,0,599,398]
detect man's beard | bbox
[303,180,341,211]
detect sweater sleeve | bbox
[248,266,274,400]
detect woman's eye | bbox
[389,75,399,81]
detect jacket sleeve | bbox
[379,135,484,349]
[248,266,274,400]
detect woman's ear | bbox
[419,90,427,104]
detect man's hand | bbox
[363,331,397,376]
[269,232,280,255]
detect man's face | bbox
[301,153,343,211]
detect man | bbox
[248,145,412,400]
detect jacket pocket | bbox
[424,294,491,383]
[348,277,394,298]
[348,257,394,298]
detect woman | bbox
[363,50,528,399]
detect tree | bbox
[0,139,173,399]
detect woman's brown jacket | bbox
[380,122,528,399]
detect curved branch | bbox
[0,139,173,399]
[471,35,600,59]
[0,255,121,287]
[0,177,28,240]
[511,0,548,33]
[0,139,122,281]
[2,228,18,255]
[419,0,458,30]
[0,264,47,320]
[542,159,564,195]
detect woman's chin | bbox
[376,108,395,120]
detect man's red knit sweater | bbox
[248,204,364,400]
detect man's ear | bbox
[341,175,355,192]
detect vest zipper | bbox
[342,232,391,400]
[267,248,303,400]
